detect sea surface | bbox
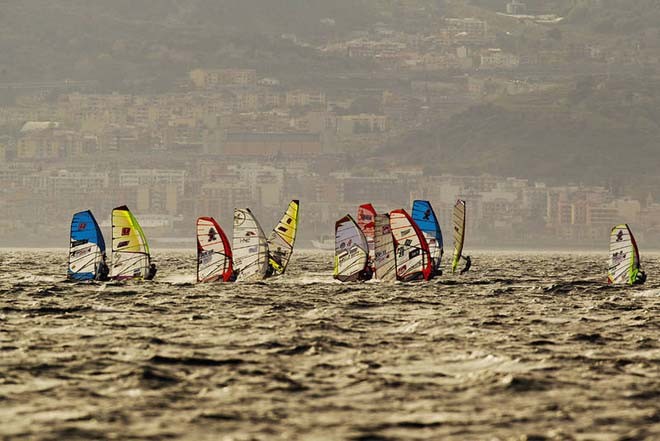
[1,250,659,441]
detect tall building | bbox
[506,1,527,15]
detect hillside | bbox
[465,0,660,35]
[378,76,660,186]
[0,0,382,90]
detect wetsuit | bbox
[460,255,471,275]
[145,264,157,281]
[96,261,110,282]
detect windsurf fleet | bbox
[334,199,470,283]
[66,198,647,286]
[67,201,300,283]
[68,206,155,282]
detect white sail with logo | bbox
[111,205,150,280]
[608,224,642,285]
[373,213,397,281]
[232,208,269,282]
[334,214,371,282]
[390,209,433,281]
[451,200,466,274]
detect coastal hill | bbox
[378,75,660,189]
[2,0,659,188]
[0,0,382,88]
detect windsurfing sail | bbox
[267,200,299,277]
[608,224,642,285]
[451,199,466,274]
[197,217,233,282]
[373,213,397,281]
[389,209,433,281]
[412,200,443,274]
[68,210,106,281]
[111,205,150,280]
[334,214,371,282]
[357,203,376,265]
[232,208,269,282]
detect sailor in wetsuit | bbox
[145,263,157,280]
[96,254,110,282]
[359,265,374,281]
[460,255,472,275]
[266,248,286,278]
[634,270,647,285]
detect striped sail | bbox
[357,203,376,264]
[267,200,299,277]
[451,200,466,274]
[232,208,269,282]
[608,224,641,285]
[334,214,370,282]
[197,217,233,282]
[68,210,106,281]
[111,205,150,280]
[412,200,443,274]
[373,213,397,281]
[390,209,433,281]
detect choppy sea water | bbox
[1,249,659,441]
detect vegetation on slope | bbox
[379,76,660,184]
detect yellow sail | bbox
[111,205,150,280]
[267,200,299,276]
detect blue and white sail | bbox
[68,210,106,281]
[412,200,443,274]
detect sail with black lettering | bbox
[357,203,376,265]
[232,208,269,282]
[267,200,299,277]
[111,205,150,280]
[390,209,433,281]
[451,199,466,274]
[197,217,233,282]
[412,200,443,274]
[334,214,371,282]
[68,210,106,281]
[373,213,397,281]
[608,224,642,285]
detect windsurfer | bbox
[359,265,374,281]
[634,270,647,285]
[460,255,471,274]
[266,250,285,277]
[145,263,157,280]
[96,254,110,281]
